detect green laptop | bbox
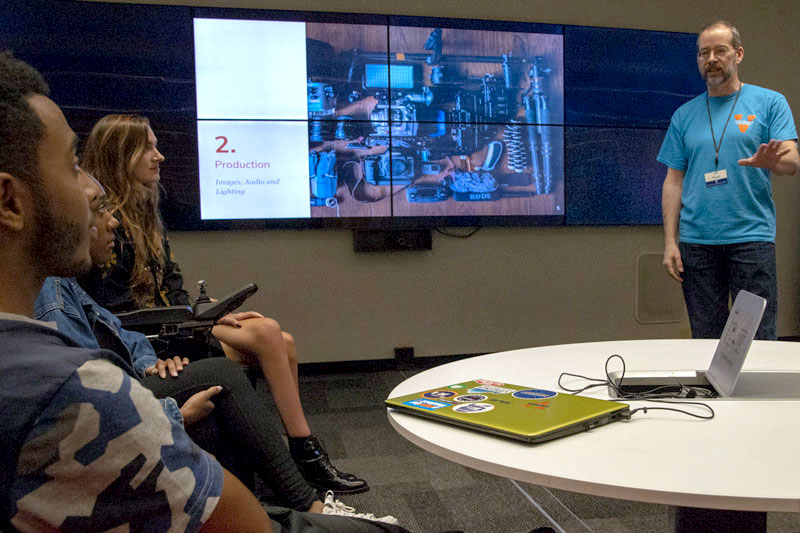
[386,379,630,443]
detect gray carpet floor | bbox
[286,366,800,533]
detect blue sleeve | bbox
[122,330,158,377]
[657,112,688,172]
[100,305,158,377]
[35,280,101,350]
[160,397,185,426]
[9,359,222,532]
[768,94,798,142]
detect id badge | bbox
[704,169,728,187]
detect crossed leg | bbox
[210,312,368,494]
[212,315,309,438]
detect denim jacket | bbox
[34,277,183,425]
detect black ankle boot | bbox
[288,435,369,494]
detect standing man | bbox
[659,21,800,340]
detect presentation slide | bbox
[197,121,311,219]
[195,18,311,219]
[194,18,308,120]
[194,16,565,221]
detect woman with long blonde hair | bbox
[81,114,178,310]
[81,114,369,495]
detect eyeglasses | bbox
[697,46,734,60]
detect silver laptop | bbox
[610,290,800,399]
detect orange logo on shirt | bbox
[735,114,756,133]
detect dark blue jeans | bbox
[679,241,777,340]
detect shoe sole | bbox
[312,483,371,496]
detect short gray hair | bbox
[698,21,742,49]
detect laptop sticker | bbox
[454,394,489,403]
[403,399,451,410]
[468,385,516,394]
[512,389,557,400]
[423,390,458,400]
[453,403,495,413]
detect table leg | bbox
[669,506,767,532]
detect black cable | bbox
[603,354,717,400]
[557,372,608,395]
[558,354,716,420]
[628,400,715,420]
[434,226,482,238]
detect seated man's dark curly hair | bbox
[0,50,51,187]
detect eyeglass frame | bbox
[697,45,738,61]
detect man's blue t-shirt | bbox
[657,84,797,244]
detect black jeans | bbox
[679,241,777,340]
[142,357,317,511]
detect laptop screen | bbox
[706,290,766,397]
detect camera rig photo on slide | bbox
[305,23,564,219]
[194,17,564,221]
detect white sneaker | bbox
[321,491,400,525]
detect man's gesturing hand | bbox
[738,139,791,170]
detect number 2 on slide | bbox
[215,136,232,153]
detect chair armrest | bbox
[116,306,194,329]
[193,283,258,321]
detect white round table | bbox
[387,339,800,520]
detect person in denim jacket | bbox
[81,114,367,494]
[34,174,398,523]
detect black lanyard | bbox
[706,82,743,169]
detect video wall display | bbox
[562,26,705,225]
[194,17,564,222]
[565,127,669,225]
[1,0,705,228]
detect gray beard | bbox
[703,68,731,88]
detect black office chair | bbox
[117,281,258,360]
